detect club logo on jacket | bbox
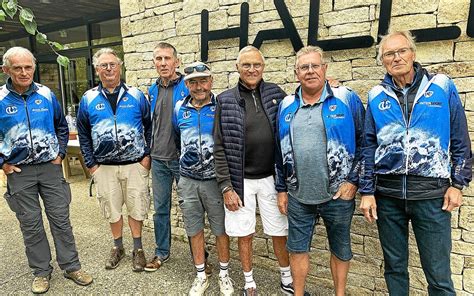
[424,91,433,98]
[329,105,337,112]
[5,105,18,114]
[285,113,292,122]
[378,100,391,111]
[35,99,42,105]
[95,103,105,111]
[183,110,191,119]
[210,106,216,112]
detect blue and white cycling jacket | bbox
[275,83,365,192]
[0,81,68,167]
[359,69,472,195]
[77,83,152,168]
[173,94,216,180]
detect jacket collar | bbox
[6,78,37,97]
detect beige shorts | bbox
[93,162,150,223]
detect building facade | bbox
[120,0,474,295]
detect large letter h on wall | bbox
[201,3,249,61]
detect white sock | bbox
[243,270,256,289]
[219,261,229,278]
[280,266,293,285]
[195,263,206,279]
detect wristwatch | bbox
[451,183,464,191]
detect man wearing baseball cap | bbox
[172,62,233,296]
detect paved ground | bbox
[0,165,322,295]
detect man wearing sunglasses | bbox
[359,30,471,295]
[173,62,234,296]
[276,46,365,296]
[213,46,292,295]
[77,47,152,272]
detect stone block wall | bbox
[121,0,474,294]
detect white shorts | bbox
[225,175,288,237]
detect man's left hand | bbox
[51,156,62,165]
[333,182,357,200]
[277,192,288,215]
[442,186,463,212]
[140,156,151,170]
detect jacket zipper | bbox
[23,97,35,159]
[197,107,202,179]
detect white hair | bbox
[2,46,36,68]
[92,48,122,67]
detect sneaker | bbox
[205,261,213,276]
[219,274,234,296]
[64,269,93,286]
[144,254,169,272]
[31,275,50,294]
[280,282,294,295]
[105,246,125,270]
[132,249,146,272]
[189,275,209,296]
[242,287,257,296]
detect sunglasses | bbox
[184,64,210,74]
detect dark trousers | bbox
[376,195,455,296]
[4,162,81,276]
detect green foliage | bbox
[2,0,18,19]
[1,0,69,68]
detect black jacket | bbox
[213,80,286,203]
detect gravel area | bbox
[0,166,304,295]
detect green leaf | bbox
[0,9,6,21]
[23,19,37,35]
[36,32,47,44]
[50,41,64,50]
[2,0,18,19]
[57,55,69,69]
[19,7,34,24]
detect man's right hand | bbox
[2,163,21,175]
[223,189,242,212]
[360,195,378,223]
[88,165,99,175]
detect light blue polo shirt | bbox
[288,87,332,205]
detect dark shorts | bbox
[287,194,355,261]
[177,176,225,237]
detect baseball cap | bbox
[183,61,212,81]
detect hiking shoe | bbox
[219,274,235,296]
[64,269,93,286]
[105,246,125,269]
[205,261,213,276]
[31,274,50,294]
[242,287,257,296]
[188,275,209,296]
[132,249,146,272]
[144,254,169,272]
[280,282,294,295]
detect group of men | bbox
[0,29,470,296]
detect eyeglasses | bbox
[184,64,210,74]
[382,47,412,60]
[240,63,263,70]
[98,62,120,70]
[296,63,325,73]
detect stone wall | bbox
[120,0,474,294]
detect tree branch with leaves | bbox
[0,0,69,68]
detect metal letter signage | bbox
[201,0,474,62]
